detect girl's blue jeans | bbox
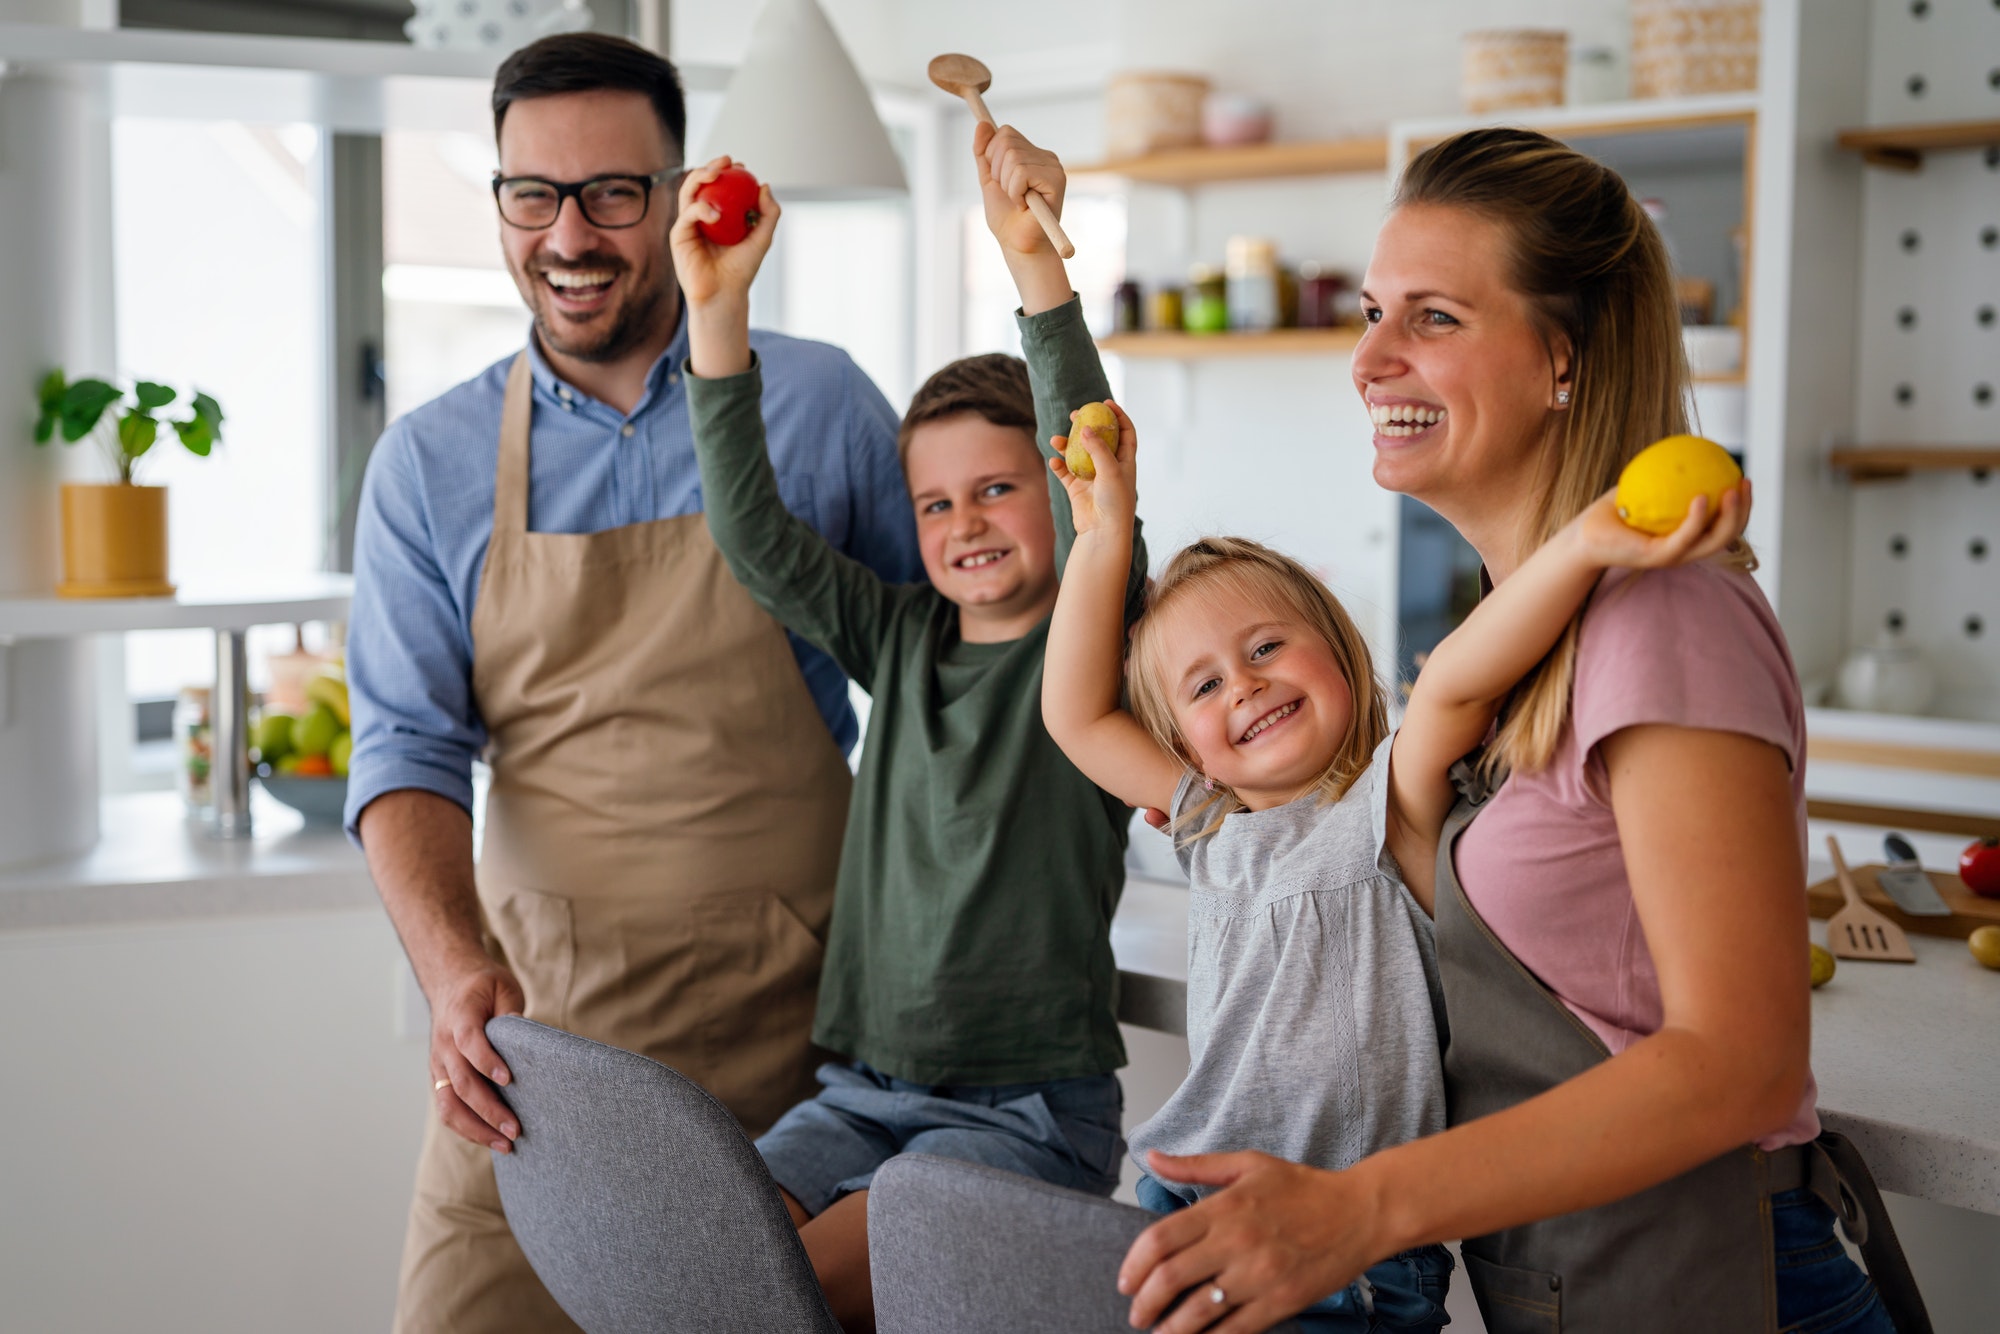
[1135,1171,1452,1334]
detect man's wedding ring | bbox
[1208,1286,1226,1305]
[434,1078,451,1091]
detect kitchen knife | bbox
[1877,833,1952,917]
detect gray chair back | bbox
[485,1015,840,1334]
[868,1153,1301,1334]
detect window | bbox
[110,117,332,785]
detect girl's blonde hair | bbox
[1127,537,1390,841]
[1394,127,1752,777]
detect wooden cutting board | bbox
[1806,863,2000,939]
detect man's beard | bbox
[528,256,671,365]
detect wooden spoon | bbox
[928,52,1075,259]
[1826,836,1916,963]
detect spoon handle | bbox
[959,90,1075,259]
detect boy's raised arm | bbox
[977,123,1147,628]
[1385,483,1752,907]
[673,159,900,688]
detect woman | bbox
[1115,128,1917,1334]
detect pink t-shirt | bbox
[1452,562,1819,1150]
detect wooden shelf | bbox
[1836,119,2000,171]
[1828,446,2000,482]
[1098,329,1364,359]
[1070,136,1389,187]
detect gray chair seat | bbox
[484,1015,840,1334]
[868,1153,1302,1334]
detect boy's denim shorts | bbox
[755,1060,1126,1218]
[1136,1171,1453,1334]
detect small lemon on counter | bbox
[1969,925,2000,971]
[1809,942,1836,988]
[1066,402,1117,481]
[1614,434,1742,535]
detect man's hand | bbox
[974,122,1071,315]
[428,958,528,1152]
[670,156,779,378]
[1118,1150,1382,1334]
[1049,399,1138,536]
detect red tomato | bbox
[1962,837,2000,898]
[694,167,762,246]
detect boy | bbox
[668,132,1141,1330]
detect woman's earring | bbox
[1202,774,1216,792]
[1556,388,1571,407]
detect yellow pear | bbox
[1066,402,1117,481]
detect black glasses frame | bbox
[490,168,682,230]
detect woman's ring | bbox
[1208,1285,1226,1306]
[434,1078,451,1091]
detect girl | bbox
[1112,127,1913,1334]
[1043,394,1746,1333]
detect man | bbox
[343,33,920,1332]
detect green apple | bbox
[254,712,295,762]
[293,702,340,758]
[329,731,353,778]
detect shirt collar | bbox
[523,298,690,416]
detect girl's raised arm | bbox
[1385,483,1750,909]
[1041,404,1182,814]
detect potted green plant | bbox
[32,371,224,598]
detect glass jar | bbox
[1112,279,1144,333]
[1225,236,1279,332]
[1297,262,1351,329]
[1183,265,1228,334]
[175,685,213,816]
[1149,286,1184,332]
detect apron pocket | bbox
[484,886,576,1031]
[1464,1250,1563,1334]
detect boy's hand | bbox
[1565,479,1752,570]
[1051,399,1138,535]
[974,123,1072,315]
[975,123,1066,258]
[669,156,779,316]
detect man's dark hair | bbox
[492,33,687,156]
[897,354,1037,464]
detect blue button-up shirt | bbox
[343,315,922,841]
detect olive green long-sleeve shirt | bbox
[685,297,1146,1083]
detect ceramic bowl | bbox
[258,773,349,825]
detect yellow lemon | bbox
[1809,942,1836,988]
[1614,434,1742,535]
[1969,925,2000,971]
[1066,402,1116,481]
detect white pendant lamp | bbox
[699,0,908,199]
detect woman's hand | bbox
[668,156,779,317]
[1566,478,1751,571]
[1118,1150,1382,1333]
[1050,399,1138,536]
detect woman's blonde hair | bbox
[1394,127,1751,776]
[1126,537,1390,842]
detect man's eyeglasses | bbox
[491,168,681,230]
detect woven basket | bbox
[1631,0,1759,99]
[1461,30,1568,115]
[1105,72,1211,161]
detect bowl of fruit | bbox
[254,666,352,825]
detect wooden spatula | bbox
[928,52,1076,258]
[1825,837,1916,963]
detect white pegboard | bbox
[1844,0,2000,722]
[1864,0,2000,126]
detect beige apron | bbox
[392,352,852,1333]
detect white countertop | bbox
[0,790,374,932]
[11,800,1995,1215]
[1110,872,2000,1217]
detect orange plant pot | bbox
[58,483,176,598]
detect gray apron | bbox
[1435,764,1931,1333]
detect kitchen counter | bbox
[13,803,1994,1216]
[1111,873,2000,1217]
